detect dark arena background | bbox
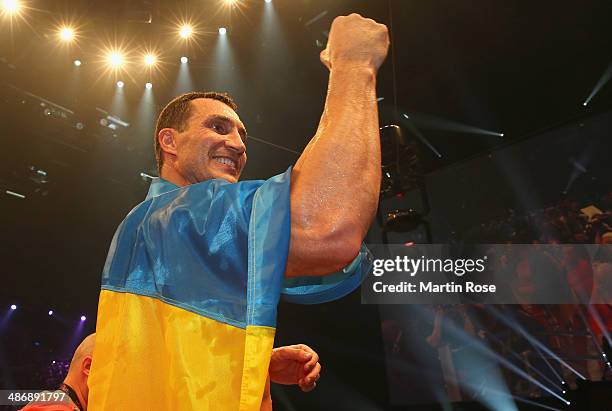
[1,1,612,410]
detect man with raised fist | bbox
[90,14,389,411]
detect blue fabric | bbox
[101,175,263,328]
[246,171,292,326]
[280,244,373,305]
[101,167,370,329]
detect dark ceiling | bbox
[2,0,612,319]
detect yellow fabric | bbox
[89,290,275,411]
[240,326,275,411]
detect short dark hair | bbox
[154,91,238,173]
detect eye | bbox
[211,121,229,134]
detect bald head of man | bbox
[63,333,95,410]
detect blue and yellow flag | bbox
[89,169,371,410]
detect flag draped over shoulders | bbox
[89,168,372,410]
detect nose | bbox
[225,129,246,156]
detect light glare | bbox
[107,51,124,68]
[180,56,188,64]
[10,304,17,310]
[73,59,81,66]
[179,24,193,39]
[80,315,86,321]
[218,27,227,35]
[116,80,124,88]
[48,310,53,316]
[2,0,20,15]
[144,54,157,66]
[145,82,152,89]
[59,27,75,42]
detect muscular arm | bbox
[285,14,388,277]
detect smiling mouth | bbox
[212,156,238,172]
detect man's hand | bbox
[269,344,321,392]
[320,13,389,72]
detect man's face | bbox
[171,98,247,184]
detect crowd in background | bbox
[383,190,612,403]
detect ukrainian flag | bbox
[89,169,371,410]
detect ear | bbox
[82,356,92,377]
[158,128,179,158]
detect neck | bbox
[160,163,189,187]
[63,377,87,411]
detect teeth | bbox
[214,157,236,169]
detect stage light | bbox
[73,59,81,66]
[80,315,86,321]
[59,27,75,42]
[106,51,124,69]
[1,0,20,15]
[144,53,157,66]
[180,56,188,64]
[179,24,193,39]
[10,304,16,310]
[224,0,238,4]
[48,310,53,316]
[562,390,566,394]
[145,82,152,89]
[218,27,227,35]
[116,80,124,88]
[265,0,272,3]
[500,133,504,137]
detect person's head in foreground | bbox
[63,333,95,410]
[21,333,95,411]
[155,91,247,186]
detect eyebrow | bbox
[204,114,247,139]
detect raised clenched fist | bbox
[320,13,390,72]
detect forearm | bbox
[288,66,380,274]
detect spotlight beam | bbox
[415,306,569,405]
[485,306,588,381]
[404,111,503,137]
[486,330,562,392]
[532,344,564,386]
[304,10,329,28]
[583,61,612,106]
[587,305,612,349]
[455,326,568,404]
[401,113,443,158]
